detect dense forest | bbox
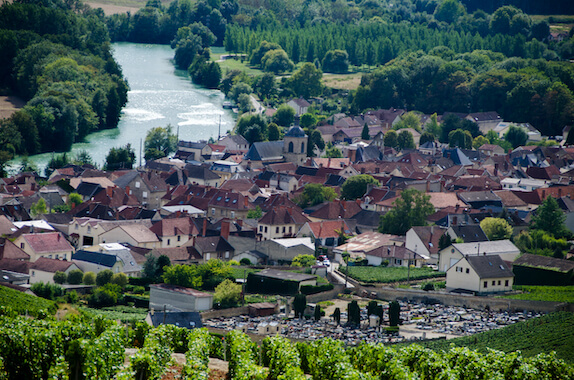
[0,0,128,166]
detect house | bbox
[333,231,403,262]
[445,225,488,243]
[512,254,574,286]
[438,240,520,273]
[246,268,316,295]
[478,144,506,157]
[260,237,315,264]
[296,220,352,250]
[149,283,213,312]
[113,171,167,210]
[190,236,235,261]
[218,134,249,153]
[176,141,213,162]
[29,257,81,284]
[14,232,74,262]
[0,237,30,261]
[493,122,542,142]
[72,250,123,274]
[308,200,362,221]
[98,223,160,249]
[258,207,310,240]
[210,160,244,182]
[68,218,154,247]
[365,244,426,267]
[446,255,514,294]
[287,98,311,116]
[149,217,200,248]
[500,178,548,192]
[404,226,444,263]
[184,164,222,187]
[244,141,285,166]
[465,111,502,134]
[207,190,253,220]
[82,243,143,277]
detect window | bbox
[20,243,25,249]
[55,255,59,259]
[492,281,495,286]
[75,224,78,230]
[282,227,286,233]
[289,226,292,233]
[211,208,215,215]
[167,239,170,246]
[395,259,402,265]
[32,271,35,277]
[259,226,263,232]
[143,191,148,198]
[225,251,229,258]
[505,280,509,286]
[288,141,294,153]
[265,227,268,233]
[276,227,279,233]
[231,211,235,218]
[177,236,181,242]
[301,142,305,153]
[466,268,469,274]
[484,281,487,288]
[498,280,501,285]
[87,226,91,232]
[135,181,140,188]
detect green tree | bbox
[300,113,318,129]
[504,125,528,149]
[156,255,171,277]
[394,112,421,132]
[341,174,378,200]
[253,73,276,101]
[296,183,337,208]
[73,150,94,166]
[308,130,325,157]
[53,271,66,285]
[314,304,321,321]
[379,188,435,235]
[273,104,295,127]
[419,132,435,146]
[237,93,251,113]
[426,113,441,137]
[472,135,490,150]
[293,293,306,318]
[105,144,135,170]
[111,272,128,288]
[389,300,400,327]
[324,146,343,158]
[268,123,281,142]
[247,206,263,219]
[214,278,241,308]
[434,0,465,24]
[480,217,513,241]
[67,269,84,285]
[531,196,570,238]
[397,130,415,150]
[144,125,177,161]
[333,307,341,324]
[438,233,452,250]
[83,271,96,285]
[291,254,316,267]
[322,50,349,73]
[163,263,203,289]
[229,82,253,103]
[251,41,282,66]
[361,124,370,140]
[96,269,114,286]
[288,63,322,98]
[384,130,398,148]
[261,49,294,74]
[347,300,360,326]
[30,198,47,218]
[236,114,268,144]
[448,128,472,149]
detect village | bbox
[1,100,574,345]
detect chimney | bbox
[57,234,61,241]
[125,185,130,195]
[236,219,243,227]
[106,186,113,198]
[221,219,230,240]
[426,181,430,192]
[202,218,207,237]
[244,196,249,208]
[559,188,562,197]
[453,216,458,226]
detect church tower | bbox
[283,124,308,165]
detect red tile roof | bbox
[309,200,362,220]
[306,220,352,238]
[22,232,73,254]
[259,207,310,226]
[30,257,76,273]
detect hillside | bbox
[412,311,574,364]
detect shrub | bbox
[96,270,114,286]
[53,271,67,284]
[67,269,84,285]
[111,273,128,288]
[240,258,252,266]
[300,283,334,295]
[83,271,96,285]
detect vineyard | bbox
[345,266,445,284]
[0,284,57,317]
[412,311,574,365]
[0,312,573,380]
[498,286,574,303]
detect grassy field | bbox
[345,266,445,284]
[0,285,57,317]
[80,305,148,322]
[409,311,574,364]
[497,286,574,303]
[322,72,363,91]
[530,15,574,33]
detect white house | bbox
[438,240,520,273]
[287,98,311,116]
[446,255,514,294]
[500,178,548,192]
[29,258,81,284]
[149,283,213,312]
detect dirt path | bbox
[0,95,25,120]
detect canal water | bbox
[15,43,235,172]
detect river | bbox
[13,43,236,173]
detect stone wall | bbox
[371,286,571,313]
[201,306,250,320]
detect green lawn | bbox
[210,48,265,76]
[345,266,445,284]
[80,305,148,322]
[497,286,574,303]
[410,312,574,364]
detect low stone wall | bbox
[306,285,345,304]
[371,286,570,313]
[201,306,249,320]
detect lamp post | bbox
[408,245,417,286]
[342,251,350,289]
